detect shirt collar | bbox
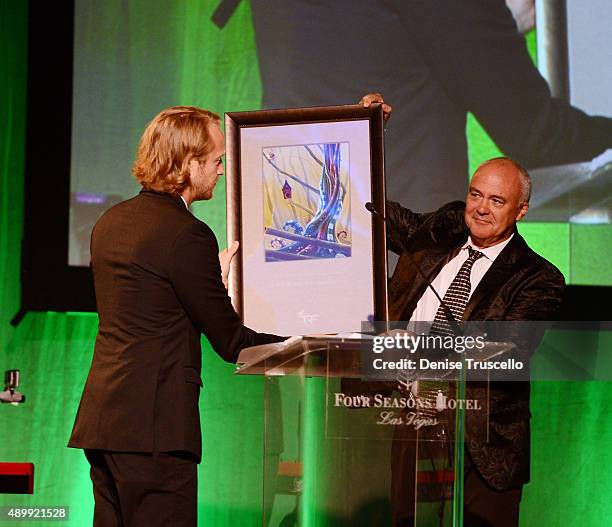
[180,196,189,210]
[462,233,514,262]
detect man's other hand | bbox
[359,92,393,122]
[219,240,239,289]
[505,0,535,33]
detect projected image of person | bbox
[68,107,283,527]
[236,0,612,211]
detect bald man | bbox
[386,157,565,526]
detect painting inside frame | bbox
[226,105,387,335]
[263,142,351,262]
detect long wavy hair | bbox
[132,106,220,196]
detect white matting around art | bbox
[239,119,375,335]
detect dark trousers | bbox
[462,454,522,527]
[391,440,522,527]
[84,450,198,527]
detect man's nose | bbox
[476,200,490,214]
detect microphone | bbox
[363,202,463,336]
[365,201,386,221]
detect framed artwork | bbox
[225,104,387,335]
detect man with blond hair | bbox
[69,106,281,526]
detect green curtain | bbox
[0,0,27,358]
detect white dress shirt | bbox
[408,234,514,327]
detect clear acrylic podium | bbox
[236,336,496,527]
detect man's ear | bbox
[516,202,529,222]
[188,158,199,176]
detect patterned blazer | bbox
[386,200,565,490]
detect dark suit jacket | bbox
[68,190,281,461]
[386,200,565,491]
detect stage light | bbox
[0,369,25,405]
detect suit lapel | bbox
[463,234,524,320]
[389,245,454,321]
[415,248,451,309]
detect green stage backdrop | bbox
[1,1,612,525]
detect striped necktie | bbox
[397,247,485,430]
[429,246,484,336]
